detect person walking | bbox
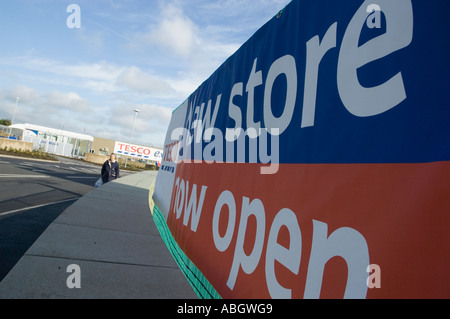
[101,153,120,184]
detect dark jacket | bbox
[101,160,120,183]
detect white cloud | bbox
[0,0,293,149]
[0,85,88,115]
[0,85,91,134]
[0,84,172,147]
[107,103,173,148]
[46,91,89,112]
[1,56,182,98]
[130,1,239,82]
[7,58,121,82]
[138,103,172,125]
[117,66,175,96]
[4,85,41,105]
[76,28,105,51]
[141,3,198,58]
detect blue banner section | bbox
[173,0,450,164]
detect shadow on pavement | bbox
[0,171,197,299]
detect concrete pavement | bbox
[0,170,197,299]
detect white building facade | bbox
[9,123,94,158]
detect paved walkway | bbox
[0,171,197,299]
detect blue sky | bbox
[0,0,291,148]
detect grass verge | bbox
[0,147,58,161]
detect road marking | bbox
[0,174,50,178]
[66,176,98,179]
[0,198,79,217]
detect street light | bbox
[125,108,140,168]
[9,97,20,138]
[11,97,20,125]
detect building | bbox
[9,123,93,158]
[90,136,116,156]
[90,137,163,167]
[6,123,162,167]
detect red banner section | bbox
[166,161,450,299]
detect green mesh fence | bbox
[152,204,222,299]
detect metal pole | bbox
[125,108,139,168]
[11,97,20,125]
[9,97,20,138]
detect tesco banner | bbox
[114,141,162,162]
[153,0,450,298]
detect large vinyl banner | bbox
[153,0,450,298]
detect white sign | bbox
[114,141,163,162]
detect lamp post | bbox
[11,97,20,125]
[125,108,140,168]
[9,97,20,138]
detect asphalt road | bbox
[0,155,131,282]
